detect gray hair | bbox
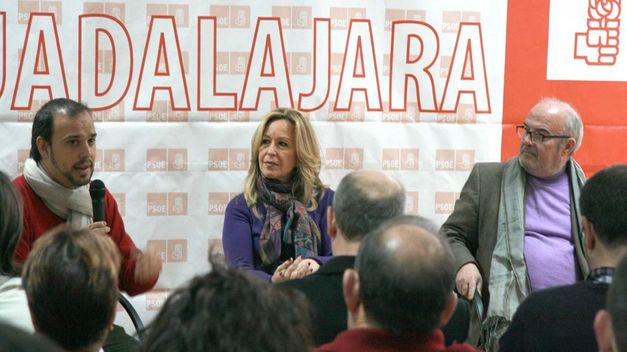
[538,97,584,151]
[333,170,405,241]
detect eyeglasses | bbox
[516,125,571,144]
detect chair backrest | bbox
[118,294,145,341]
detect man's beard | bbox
[49,148,93,187]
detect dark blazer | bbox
[439,158,588,307]
[279,256,470,346]
[278,256,353,346]
[499,280,608,352]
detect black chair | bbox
[443,296,471,345]
[118,294,145,341]
[465,292,485,346]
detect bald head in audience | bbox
[344,215,455,334]
[317,215,476,351]
[329,169,405,254]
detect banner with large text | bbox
[1,0,624,328]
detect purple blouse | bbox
[222,188,334,280]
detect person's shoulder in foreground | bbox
[501,164,627,352]
[499,280,608,352]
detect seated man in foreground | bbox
[317,215,476,352]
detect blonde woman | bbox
[222,108,334,282]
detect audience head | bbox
[580,165,627,258]
[22,226,121,352]
[595,255,627,352]
[343,215,456,335]
[0,321,62,352]
[518,97,582,178]
[142,256,314,352]
[332,170,405,241]
[244,108,323,213]
[0,171,22,276]
[30,98,96,188]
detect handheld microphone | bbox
[89,179,106,222]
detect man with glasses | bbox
[440,98,587,351]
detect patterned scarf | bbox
[257,177,321,271]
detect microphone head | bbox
[89,179,105,199]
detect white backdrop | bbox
[0,0,507,329]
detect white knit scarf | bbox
[23,158,93,229]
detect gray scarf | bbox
[481,157,585,351]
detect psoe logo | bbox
[17,149,29,174]
[547,0,624,81]
[324,148,364,170]
[208,192,229,215]
[405,191,419,215]
[145,288,169,311]
[434,192,460,214]
[381,148,419,170]
[208,148,249,171]
[574,1,620,65]
[103,149,125,172]
[147,239,188,263]
[435,149,475,171]
[112,193,125,216]
[147,192,188,216]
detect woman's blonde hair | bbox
[244,108,324,217]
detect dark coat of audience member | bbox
[500,165,627,352]
[595,255,627,352]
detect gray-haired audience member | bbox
[0,171,33,333]
[594,255,627,352]
[142,256,314,352]
[279,170,406,345]
[317,215,477,352]
[280,170,469,346]
[22,227,121,352]
[500,164,627,351]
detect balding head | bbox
[353,215,455,334]
[519,98,583,178]
[333,170,405,241]
[529,98,583,151]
